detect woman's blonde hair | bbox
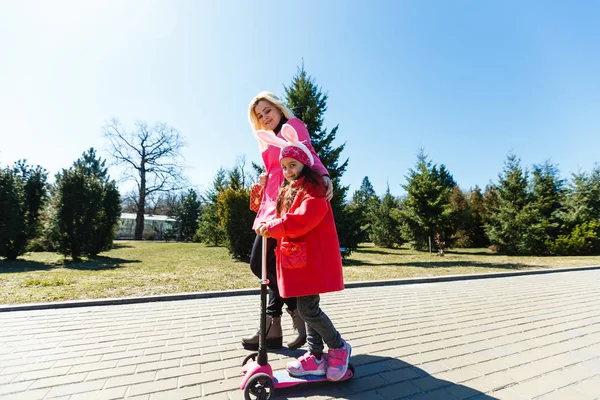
[248,91,296,151]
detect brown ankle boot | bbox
[242,316,283,350]
[286,308,307,350]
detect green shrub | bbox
[217,188,255,259]
[547,221,600,256]
[0,162,47,260]
[55,149,121,261]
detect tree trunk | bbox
[135,172,146,240]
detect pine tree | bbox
[196,168,227,246]
[217,187,255,259]
[522,161,565,254]
[227,166,244,191]
[349,176,378,243]
[449,185,491,248]
[548,165,600,255]
[172,189,201,242]
[284,65,361,255]
[352,177,377,207]
[55,148,121,261]
[370,185,404,248]
[449,186,471,247]
[485,153,531,255]
[399,150,456,250]
[560,166,600,229]
[531,162,565,219]
[0,162,48,260]
[468,186,489,247]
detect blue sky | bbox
[1,0,599,198]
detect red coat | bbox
[265,178,344,298]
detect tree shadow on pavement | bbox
[271,353,498,399]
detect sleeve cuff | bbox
[266,219,286,239]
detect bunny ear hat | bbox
[255,124,314,167]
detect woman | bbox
[242,91,333,350]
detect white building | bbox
[116,213,177,240]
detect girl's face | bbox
[254,100,283,131]
[281,157,304,182]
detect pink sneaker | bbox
[286,352,326,377]
[326,339,351,381]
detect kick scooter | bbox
[240,236,354,399]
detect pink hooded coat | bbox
[252,118,328,230]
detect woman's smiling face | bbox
[254,100,283,131]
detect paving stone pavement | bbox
[1,269,600,400]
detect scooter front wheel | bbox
[242,352,258,366]
[244,373,274,400]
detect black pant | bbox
[250,234,297,317]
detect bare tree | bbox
[104,119,186,240]
[149,191,181,216]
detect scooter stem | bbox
[257,236,269,366]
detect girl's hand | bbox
[323,175,333,201]
[255,223,270,238]
[259,173,268,187]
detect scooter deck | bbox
[272,364,353,388]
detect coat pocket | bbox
[280,240,307,269]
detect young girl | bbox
[255,124,351,381]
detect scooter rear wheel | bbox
[244,373,274,400]
[348,363,355,378]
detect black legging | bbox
[249,234,297,317]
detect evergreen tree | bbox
[0,162,48,260]
[284,65,361,255]
[218,160,256,258]
[217,187,255,259]
[55,148,121,261]
[482,183,500,228]
[449,186,472,247]
[531,162,564,219]
[449,186,491,248]
[399,150,456,250]
[227,166,244,191]
[590,166,600,219]
[467,186,489,247]
[485,153,531,255]
[353,177,377,205]
[196,168,227,246]
[370,185,404,248]
[349,176,378,243]
[173,189,201,242]
[549,220,600,255]
[549,165,600,255]
[559,166,600,229]
[524,161,565,254]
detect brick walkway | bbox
[1,269,600,400]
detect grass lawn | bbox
[1,241,599,305]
